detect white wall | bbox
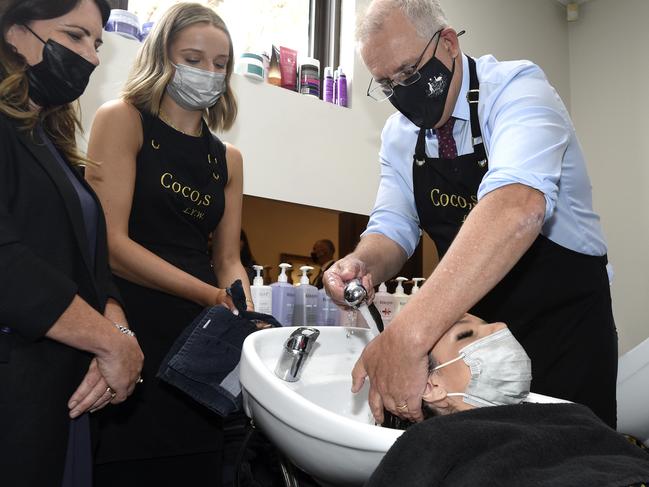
[567,0,649,354]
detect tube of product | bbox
[279,46,298,92]
[268,45,281,86]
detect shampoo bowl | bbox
[240,326,402,487]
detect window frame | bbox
[309,0,342,72]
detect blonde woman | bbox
[86,3,251,484]
[0,0,143,485]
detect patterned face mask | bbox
[388,33,455,129]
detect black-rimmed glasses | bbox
[366,28,443,102]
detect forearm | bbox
[353,233,409,284]
[402,184,545,349]
[45,295,120,356]
[104,297,127,325]
[213,258,252,306]
[109,235,216,307]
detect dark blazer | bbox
[0,113,120,486]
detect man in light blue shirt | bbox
[324,0,617,428]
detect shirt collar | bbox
[451,53,470,122]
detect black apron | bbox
[412,56,618,428]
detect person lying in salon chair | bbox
[368,314,649,487]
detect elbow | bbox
[512,189,546,239]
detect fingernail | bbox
[70,410,79,418]
[69,401,78,409]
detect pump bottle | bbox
[393,276,410,315]
[250,265,273,314]
[271,263,295,326]
[374,282,397,327]
[318,287,339,326]
[411,278,425,295]
[293,266,319,326]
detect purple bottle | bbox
[333,68,339,105]
[337,66,348,107]
[323,66,334,103]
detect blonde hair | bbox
[122,2,237,132]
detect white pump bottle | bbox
[374,282,397,327]
[411,277,426,295]
[271,263,295,326]
[394,276,410,314]
[250,265,273,314]
[292,265,319,326]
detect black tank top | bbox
[129,110,228,283]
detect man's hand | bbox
[351,314,429,423]
[324,255,375,306]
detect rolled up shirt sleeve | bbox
[362,118,421,259]
[478,69,570,222]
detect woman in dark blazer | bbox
[0,1,144,485]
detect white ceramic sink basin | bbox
[240,326,403,487]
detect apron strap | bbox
[414,127,427,165]
[466,55,482,144]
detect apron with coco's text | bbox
[411,56,617,427]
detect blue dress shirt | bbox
[363,54,607,259]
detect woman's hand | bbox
[68,358,112,418]
[214,287,237,313]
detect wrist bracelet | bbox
[113,323,136,337]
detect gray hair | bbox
[357,0,449,44]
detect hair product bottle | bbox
[271,263,296,326]
[411,278,425,295]
[317,288,339,326]
[250,265,273,314]
[323,66,334,103]
[292,266,319,326]
[299,57,320,98]
[374,282,397,328]
[337,66,348,107]
[393,277,410,315]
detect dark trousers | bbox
[94,451,222,487]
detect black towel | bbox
[367,403,649,487]
[157,280,280,416]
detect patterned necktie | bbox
[435,116,458,159]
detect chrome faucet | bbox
[274,327,320,382]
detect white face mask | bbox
[166,63,226,110]
[433,328,532,408]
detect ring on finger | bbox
[106,386,117,399]
[396,403,409,411]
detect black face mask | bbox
[388,39,455,129]
[24,25,95,107]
